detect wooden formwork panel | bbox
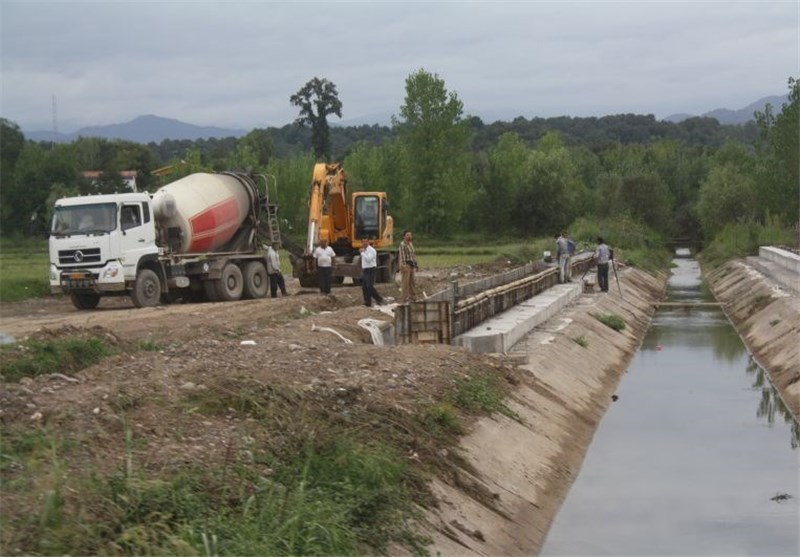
[399,255,591,345]
[394,301,452,345]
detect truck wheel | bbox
[70,292,100,310]
[203,280,221,302]
[131,269,161,308]
[216,263,243,301]
[242,261,268,299]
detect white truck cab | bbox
[49,192,159,308]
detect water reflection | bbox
[747,358,800,449]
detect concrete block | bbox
[454,283,582,353]
[759,246,800,274]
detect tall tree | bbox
[0,119,26,233]
[393,69,472,234]
[290,77,343,161]
[695,141,758,237]
[754,77,799,225]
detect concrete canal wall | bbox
[423,266,667,555]
[705,256,800,421]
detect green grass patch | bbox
[594,313,626,332]
[449,372,517,420]
[0,236,51,303]
[7,430,426,556]
[573,335,589,347]
[0,337,113,382]
[421,402,463,437]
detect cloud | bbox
[1,1,796,132]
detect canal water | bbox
[540,252,799,556]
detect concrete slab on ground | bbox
[454,282,583,353]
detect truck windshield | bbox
[51,203,117,235]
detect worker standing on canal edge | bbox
[398,230,418,303]
[595,237,611,293]
[556,232,570,283]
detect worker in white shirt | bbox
[359,238,384,307]
[313,239,336,294]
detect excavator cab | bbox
[352,192,393,248]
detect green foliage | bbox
[569,214,665,252]
[421,402,463,437]
[265,153,318,235]
[290,77,343,161]
[573,335,589,348]
[5,430,423,556]
[594,313,626,332]
[3,76,792,247]
[753,77,800,227]
[1,337,113,382]
[696,141,759,237]
[701,216,796,267]
[511,131,590,235]
[473,132,529,232]
[0,236,50,302]
[449,372,516,419]
[394,68,473,235]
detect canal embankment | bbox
[704,253,800,421]
[423,265,667,555]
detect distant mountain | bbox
[21,93,790,144]
[25,114,247,143]
[664,95,786,124]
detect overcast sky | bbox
[2,0,797,133]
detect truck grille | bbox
[58,248,102,265]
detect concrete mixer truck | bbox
[48,171,282,309]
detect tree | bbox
[478,132,530,232]
[696,141,758,237]
[290,77,343,161]
[510,131,589,236]
[393,69,472,234]
[754,77,799,226]
[0,119,26,233]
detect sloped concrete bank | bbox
[704,259,800,420]
[422,267,667,555]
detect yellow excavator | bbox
[288,162,397,288]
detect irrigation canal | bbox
[540,250,799,555]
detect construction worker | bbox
[359,238,384,307]
[556,232,570,283]
[398,230,418,303]
[595,237,612,292]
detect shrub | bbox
[594,313,626,332]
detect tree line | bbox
[1,72,797,253]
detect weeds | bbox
[421,402,463,437]
[594,313,626,332]
[450,372,518,420]
[0,337,113,382]
[573,335,589,347]
[701,217,795,268]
